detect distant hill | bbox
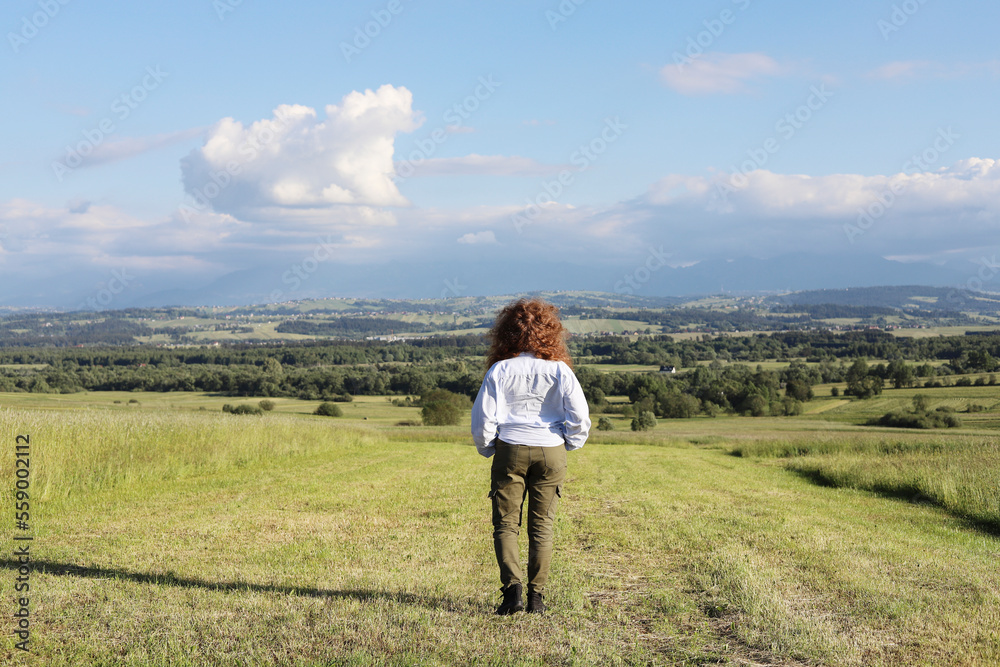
[767,286,1000,313]
[4,251,974,310]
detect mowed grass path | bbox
[2,411,999,665]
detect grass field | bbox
[561,318,665,335]
[2,394,1000,665]
[810,383,1000,429]
[890,325,1000,338]
[580,364,662,374]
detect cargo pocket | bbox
[490,480,523,528]
[546,484,563,519]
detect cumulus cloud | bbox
[705,158,1000,218]
[181,84,421,216]
[0,198,240,268]
[660,52,787,95]
[612,158,1000,261]
[5,154,1000,305]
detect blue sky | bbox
[2,0,999,307]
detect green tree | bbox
[845,358,869,395]
[630,411,657,431]
[656,391,700,418]
[742,394,768,417]
[263,357,284,377]
[314,402,342,417]
[420,389,470,426]
[228,404,263,415]
[888,360,915,389]
[846,359,883,398]
[785,379,813,402]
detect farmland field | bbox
[561,318,666,335]
[2,393,1000,665]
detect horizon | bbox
[3,284,999,320]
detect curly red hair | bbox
[486,298,573,369]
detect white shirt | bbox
[471,352,591,457]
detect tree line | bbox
[1,331,999,420]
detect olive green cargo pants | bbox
[489,440,566,593]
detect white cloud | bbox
[609,158,1000,261]
[72,127,207,168]
[866,60,936,80]
[181,84,421,216]
[0,198,239,265]
[705,158,1000,218]
[660,52,787,95]
[5,157,1000,304]
[401,154,563,177]
[867,60,1000,81]
[457,230,497,245]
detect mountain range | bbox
[2,252,981,310]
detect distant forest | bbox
[0,301,984,347]
[2,331,998,420]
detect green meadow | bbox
[2,388,1000,665]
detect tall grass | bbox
[0,408,381,502]
[733,432,1000,532]
[729,432,952,458]
[787,447,1000,531]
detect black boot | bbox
[496,583,524,615]
[526,588,545,614]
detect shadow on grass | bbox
[787,468,1000,538]
[0,558,470,611]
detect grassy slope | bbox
[810,384,1000,429]
[1,407,999,665]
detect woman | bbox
[471,298,591,615]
